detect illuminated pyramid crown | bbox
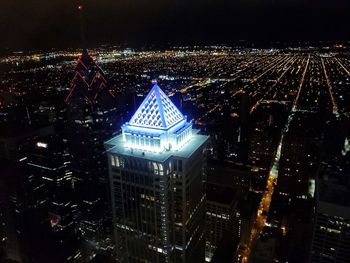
[129,84,185,129]
[122,83,192,152]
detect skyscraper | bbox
[62,49,118,257]
[15,135,82,262]
[65,49,115,107]
[105,83,208,262]
[310,153,350,263]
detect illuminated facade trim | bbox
[65,49,115,105]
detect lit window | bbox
[153,162,158,175]
[115,156,120,167]
[159,164,164,175]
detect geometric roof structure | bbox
[128,83,185,130]
[65,49,115,105]
[121,83,192,153]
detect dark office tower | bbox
[238,92,250,162]
[105,83,209,262]
[63,50,118,255]
[171,92,184,111]
[310,196,350,262]
[128,87,138,114]
[205,184,239,262]
[23,137,76,236]
[276,112,320,197]
[15,135,82,262]
[248,115,273,166]
[119,87,138,123]
[221,104,235,144]
[238,92,250,140]
[310,151,350,263]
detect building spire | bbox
[77,2,86,50]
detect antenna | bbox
[77,2,86,50]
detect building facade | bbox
[310,201,350,263]
[310,157,350,263]
[63,49,118,256]
[105,83,208,262]
[15,135,82,262]
[205,184,239,262]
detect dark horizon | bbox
[1,0,350,51]
[1,2,350,261]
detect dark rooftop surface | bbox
[207,184,238,205]
[237,192,262,219]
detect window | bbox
[153,162,158,175]
[155,139,160,148]
[119,157,124,168]
[159,164,164,175]
[111,155,121,167]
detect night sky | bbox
[1,0,350,50]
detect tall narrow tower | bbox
[105,83,208,262]
[60,3,118,256]
[63,49,117,258]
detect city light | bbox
[0,1,349,261]
[36,142,48,148]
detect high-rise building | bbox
[205,184,239,262]
[12,135,82,262]
[238,92,250,161]
[65,49,115,107]
[310,156,350,263]
[105,83,208,262]
[276,112,321,198]
[62,50,118,255]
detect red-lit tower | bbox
[65,49,115,106]
[65,2,115,107]
[61,3,117,259]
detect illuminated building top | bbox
[128,84,185,130]
[106,83,208,263]
[121,83,193,152]
[65,49,115,105]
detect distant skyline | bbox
[1,0,350,50]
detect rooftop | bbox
[106,82,208,158]
[207,184,238,205]
[105,131,208,162]
[119,83,197,153]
